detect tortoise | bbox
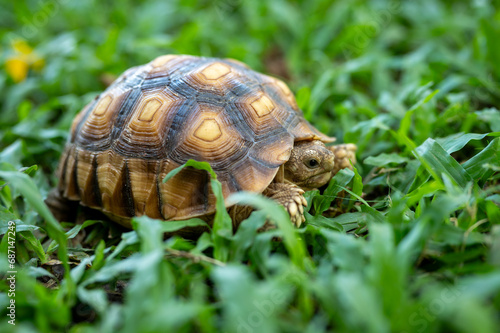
[47,55,356,230]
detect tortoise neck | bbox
[274,165,285,183]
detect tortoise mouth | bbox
[300,170,333,190]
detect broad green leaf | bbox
[82,253,151,286]
[489,226,500,267]
[333,273,390,333]
[485,200,500,227]
[364,153,409,167]
[407,133,495,192]
[436,132,490,154]
[211,176,233,261]
[368,223,407,318]
[313,168,354,215]
[305,212,343,231]
[0,215,39,235]
[27,266,56,279]
[398,190,469,262]
[230,211,267,261]
[406,180,445,206]
[303,189,319,207]
[320,229,365,270]
[307,68,336,117]
[360,204,387,224]
[18,230,47,263]
[132,215,163,252]
[460,270,500,300]
[71,257,94,284]
[328,212,367,231]
[295,86,311,112]
[414,138,472,189]
[132,215,208,234]
[162,159,217,182]
[345,114,393,145]
[463,137,499,181]
[212,265,293,333]
[476,108,500,132]
[91,240,106,271]
[77,286,108,315]
[347,165,363,211]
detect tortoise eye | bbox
[305,158,319,168]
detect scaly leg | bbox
[328,143,357,174]
[263,182,308,227]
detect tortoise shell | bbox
[57,55,333,226]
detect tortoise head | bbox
[283,140,335,191]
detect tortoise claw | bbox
[263,183,307,228]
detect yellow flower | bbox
[5,39,45,83]
[5,58,29,83]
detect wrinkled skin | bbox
[283,140,336,191]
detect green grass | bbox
[1,0,500,332]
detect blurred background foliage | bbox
[0,0,499,332]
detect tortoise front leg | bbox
[263,182,308,227]
[328,143,357,174]
[228,182,307,229]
